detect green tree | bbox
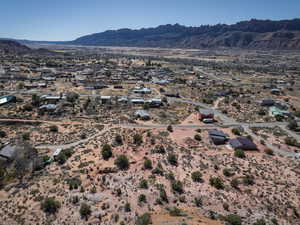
[234,149,245,158]
[143,158,152,170]
[167,153,178,166]
[209,177,224,189]
[191,171,203,182]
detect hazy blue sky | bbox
[1,0,299,41]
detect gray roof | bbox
[0,145,17,160]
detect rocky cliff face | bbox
[71,19,300,50]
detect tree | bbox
[22,133,30,141]
[230,178,239,189]
[232,128,241,136]
[143,158,152,170]
[41,197,61,214]
[191,171,203,182]
[243,175,255,185]
[124,202,131,212]
[264,149,274,155]
[80,203,91,220]
[101,144,112,160]
[66,92,79,104]
[115,155,129,170]
[138,194,147,203]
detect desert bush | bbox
[209,177,224,189]
[124,202,131,212]
[253,219,266,225]
[194,134,202,141]
[143,158,152,170]
[115,155,129,170]
[243,175,255,186]
[139,179,148,189]
[191,171,203,182]
[264,149,274,155]
[0,130,6,138]
[49,125,58,132]
[222,214,242,225]
[171,180,184,194]
[115,135,123,145]
[138,194,147,203]
[79,203,91,220]
[135,213,151,225]
[167,153,178,166]
[133,134,143,145]
[101,144,112,160]
[234,149,246,158]
[167,125,173,132]
[41,197,61,214]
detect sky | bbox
[0,0,299,41]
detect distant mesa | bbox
[3,18,300,50]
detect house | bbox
[199,109,214,121]
[41,95,65,104]
[131,99,145,105]
[118,97,129,104]
[0,96,17,106]
[146,98,163,107]
[229,137,257,150]
[53,148,63,160]
[39,104,57,112]
[261,99,275,107]
[135,110,150,120]
[269,107,290,117]
[0,144,17,162]
[133,87,151,94]
[100,96,111,104]
[114,85,124,89]
[208,129,229,145]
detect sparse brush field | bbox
[0,126,299,225]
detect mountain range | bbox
[3,19,300,50]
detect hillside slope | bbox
[71,19,300,49]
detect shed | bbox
[135,110,150,120]
[0,145,17,161]
[208,129,229,145]
[199,109,214,121]
[229,137,257,150]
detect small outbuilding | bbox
[229,137,257,150]
[208,129,229,145]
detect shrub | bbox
[169,207,182,216]
[152,162,164,176]
[194,134,202,141]
[115,135,123,145]
[136,213,151,225]
[194,197,202,207]
[133,134,143,145]
[167,153,178,166]
[124,202,131,212]
[167,125,173,133]
[191,171,203,182]
[288,119,298,131]
[223,168,234,177]
[154,145,165,154]
[209,177,224,189]
[243,175,255,186]
[67,177,82,190]
[41,197,61,214]
[115,155,129,170]
[23,104,33,111]
[79,203,91,220]
[49,125,58,132]
[138,194,147,203]
[223,214,242,225]
[232,128,241,136]
[139,179,148,189]
[143,158,152,170]
[285,137,299,147]
[253,219,266,225]
[234,149,245,158]
[22,133,30,141]
[101,144,112,160]
[264,149,274,155]
[230,178,239,189]
[159,187,168,203]
[0,130,6,138]
[171,180,184,194]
